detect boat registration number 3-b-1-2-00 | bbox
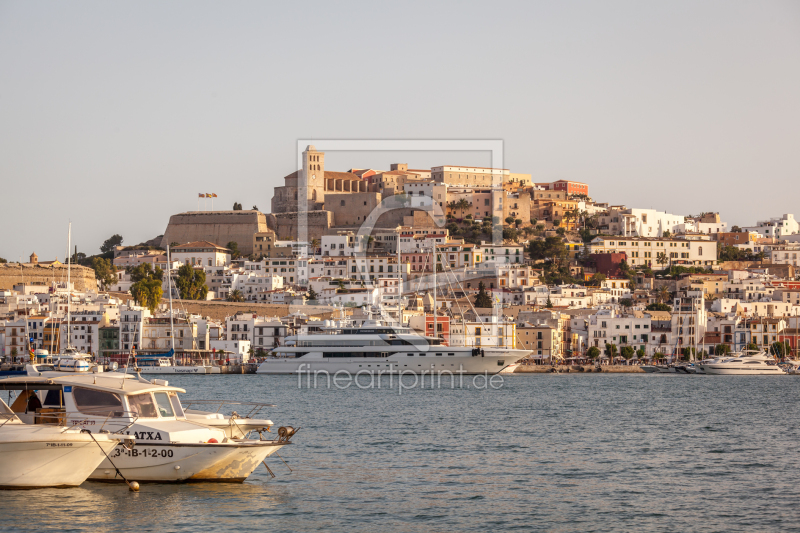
[111,448,175,458]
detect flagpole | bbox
[197,195,200,212]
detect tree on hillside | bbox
[731,226,742,232]
[619,298,633,308]
[636,348,646,360]
[662,230,671,238]
[175,263,209,300]
[232,202,242,211]
[227,289,244,302]
[0,258,7,264]
[545,297,553,309]
[227,241,240,259]
[645,302,671,312]
[505,216,515,225]
[456,198,471,218]
[529,236,568,268]
[91,257,117,290]
[656,285,671,304]
[656,252,669,269]
[129,263,163,284]
[100,234,123,256]
[130,265,163,314]
[474,282,493,308]
[586,346,600,360]
[589,273,606,286]
[306,287,318,302]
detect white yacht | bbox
[0,397,132,488]
[1,371,296,483]
[696,351,786,375]
[133,353,221,374]
[257,320,531,375]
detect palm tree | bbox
[310,238,320,253]
[656,285,670,304]
[227,289,244,302]
[456,198,471,218]
[656,252,668,269]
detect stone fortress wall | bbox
[160,211,269,255]
[0,264,97,291]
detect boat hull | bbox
[697,365,785,375]
[257,349,530,375]
[136,366,216,375]
[0,438,117,488]
[88,441,284,483]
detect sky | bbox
[1,0,799,261]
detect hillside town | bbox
[2,146,799,368]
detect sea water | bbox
[2,374,799,532]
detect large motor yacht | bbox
[696,350,786,375]
[1,370,296,483]
[257,320,531,375]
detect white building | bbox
[588,236,717,268]
[209,339,251,364]
[171,241,231,268]
[742,214,799,238]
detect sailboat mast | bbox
[67,222,72,350]
[21,260,30,362]
[432,242,436,341]
[167,245,175,353]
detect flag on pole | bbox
[198,193,204,198]
[210,193,218,198]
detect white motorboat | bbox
[134,356,221,374]
[1,371,296,483]
[257,320,531,375]
[183,400,276,439]
[696,351,786,375]
[0,398,132,488]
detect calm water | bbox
[3,374,800,532]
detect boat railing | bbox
[182,400,276,420]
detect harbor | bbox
[2,373,799,532]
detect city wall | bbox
[166,299,338,322]
[0,264,97,291]
[160,211,269,255]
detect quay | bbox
[514,365,645,373]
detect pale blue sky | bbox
[1,0,798,260]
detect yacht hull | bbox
[697,366,785,375]
[89,441,283,483]
[257,350,530,375]
[0,439,118,488]
[136,366,216,375]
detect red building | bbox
[779,329,800,355]
[588,252,628,278]
[424,315,450,346]
[551,180,589,196]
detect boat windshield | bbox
[128,393,158,418]
[168,393,185,418]
[153,392,175,418]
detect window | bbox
[128,393,158,418]
[154,392,175,418]
[73,387,124,417]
